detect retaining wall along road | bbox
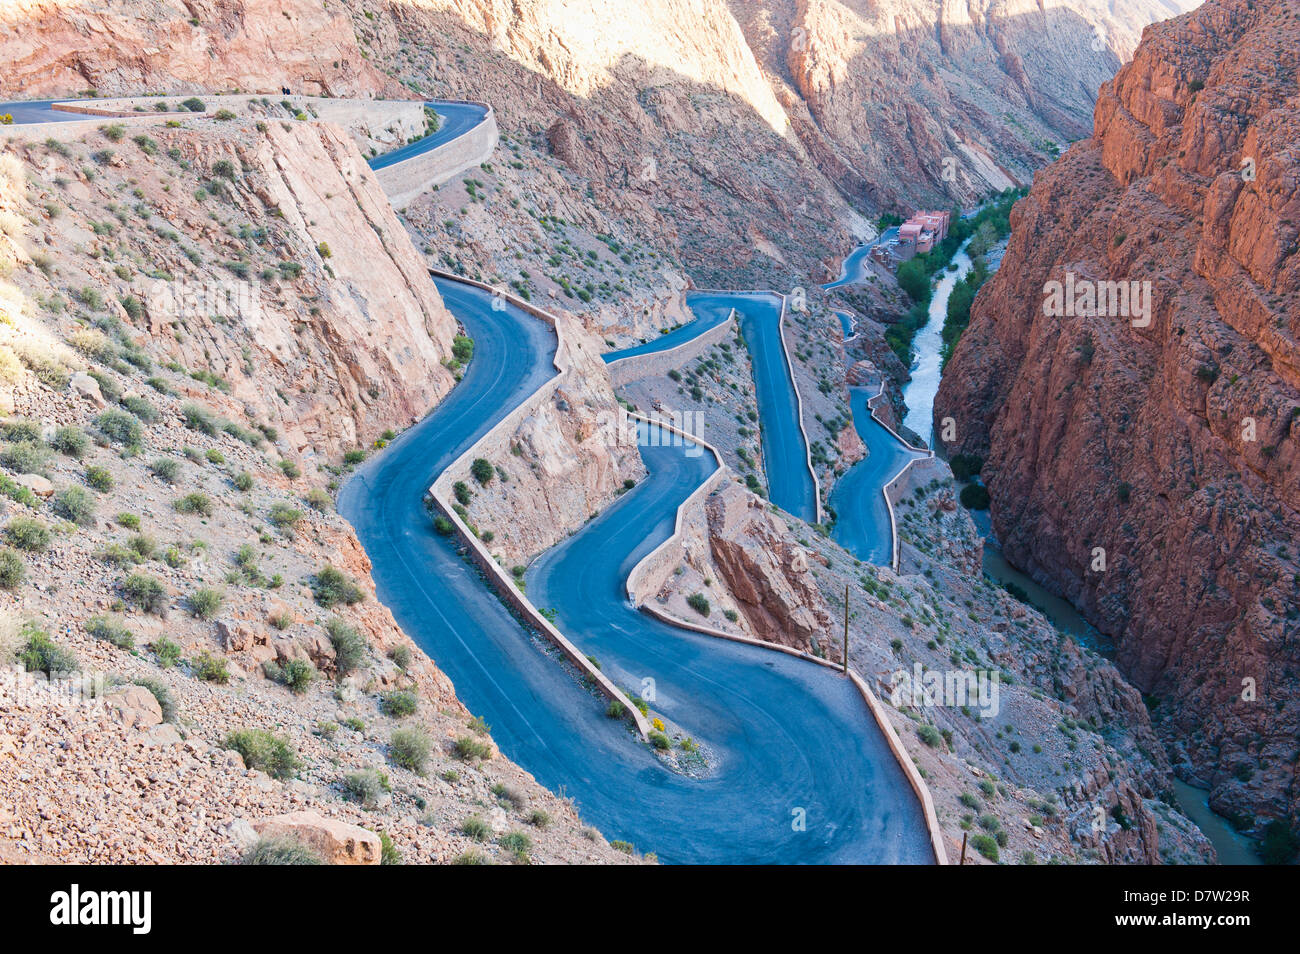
[374,102,498,209]
[690,289,823,525]
[605,311,737,389]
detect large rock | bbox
[102,685,163,730]
[69,371,107,408]
[706,483,835,656]
[15,474,53,498]
[252,811,381,865]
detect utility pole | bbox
[960,831,968,865]
[842,583,849,674]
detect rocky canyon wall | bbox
[937,0,1299,836]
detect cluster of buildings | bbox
[897,210,950,256]
[866,209,952,266]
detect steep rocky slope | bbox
[0,115,634,863]
[7,111,458,464]
[734,0,1200,210]
[936,0,1299,841]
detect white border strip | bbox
[862,382,934,572]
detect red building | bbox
[896,210,950,257]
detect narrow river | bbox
[889,228,1256,865]
[901,241,972,448]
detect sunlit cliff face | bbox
[393,0,795,136]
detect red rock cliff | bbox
[935,0,1300,835]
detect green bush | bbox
[148,457,180,483]
[268,503,302,532]
[264,658,316,694]
[0,547,25,588]
[311,565,364,608]
[191,651,230,684]
[94,409,143,447]
[151,637,182,668]
[526,809,551,829]
[242,836,321,865]
[433,515,454,535]
[86,615,133,650]
[4,517,51,552]
[498,830,532,861]
[16,626,78,675]
[122,572,168,614]
[0,419,42,442]
[181,402,219,435]
[452,734,491,762]
[119,395,157,422]
[470,457,493,485]
[174,491,213,516]
[55,486,97,525]
[0,440,51,475]
[649,730,671,750]
[379,690,418,718]
[223,728,299,779]
[897,257,930,303]
[918,724,944,747]
[341,769,390,809]
[50,425,89,459]
[970,833,999,862]
[305,488,332,511]
[685,592,710,616]
[389,728,432,774]
[451,335,474,364]
[460,815,491,842]
[949,454,984,481]
[233,471,254,491]
[325,617,366,676]
[85,466,114,491]
[453,481,471,506]
[187,587,224,620]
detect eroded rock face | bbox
[707,482,835,656]
[733,0,1201,209]
[135,119,458,460]
[0,0,391,98]
[449,317,646,564]
[936,0,1300,831]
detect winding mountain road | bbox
[5,97,936,863]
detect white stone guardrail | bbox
[688,288,823,525]
[422,268,652,740]
[863,381,935,573]
[603,309,737,389]
[616,407,946,865]
[373,100,498,210]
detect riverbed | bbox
[891,232,1254,865]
